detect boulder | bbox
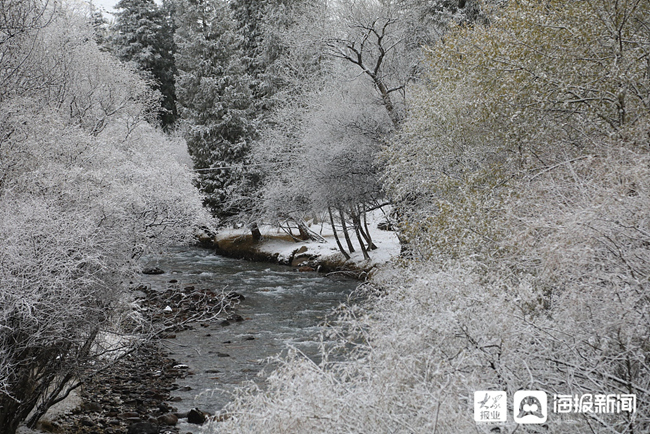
[35,420,59,433]
[298,266,315,272]
[187,408,207,425]
[157,413,178,426]
[291,254,311,267]
[377,220,395,231]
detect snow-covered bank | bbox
[205,211,401,277]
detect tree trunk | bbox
[354,220,370,260]
[0,394,23,434]
[297,220,311,241]
[360,204,377,250]
[250,223,262,242]
[375,79,400,128]
[26,373,74,429]
[329,206,350,260]
[338,206,355,253]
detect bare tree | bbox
[326,15,404,126]
[0,0,56,100]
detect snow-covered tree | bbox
[206,1,650,432]
[248,0,495,255]
[111,0,178,128]
[174,0,261,227]
[0,4,211,432]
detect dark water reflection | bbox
[139,246,358,431]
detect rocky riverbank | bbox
[44,343,188,434]
[29,281,243,434]
[207,233,355,274]
[25,243,370,434]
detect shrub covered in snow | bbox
[0,2,212,431]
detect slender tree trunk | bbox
[353,219,370,260]
[251,222,262,242]
[360,204,377,250]
[338,206,355,253]
[354,206,367,243]
[352,206,375,253]
[27,328,98,428]
[375,79,400,128]
[284,221,294,237]
[27,373,74,428]
[328,206,350,260]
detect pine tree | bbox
[174,0,258,224]
[111,0,178,128]
[231,0,318,118]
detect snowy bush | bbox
[0,2,212,431]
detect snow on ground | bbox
[215,209,400,272]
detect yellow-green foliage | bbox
[385,0,650,261]
[397,168,510,263]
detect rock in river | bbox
[127,421,160,434]
[142,267,165,275]
[157,413,178,426]
[187,408,207,425]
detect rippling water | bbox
[140,246,358,431]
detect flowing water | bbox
[140,246,358,432]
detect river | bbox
[140,246,359,432]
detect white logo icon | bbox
[474,391,507,422]
[513,390,548,424]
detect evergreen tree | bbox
[231,0,320,115]
[174,0,258,224]
[111,0,178,128]
[230,0,283,107]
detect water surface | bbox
[140,246,358,431]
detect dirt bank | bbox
[199,226,399,279]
